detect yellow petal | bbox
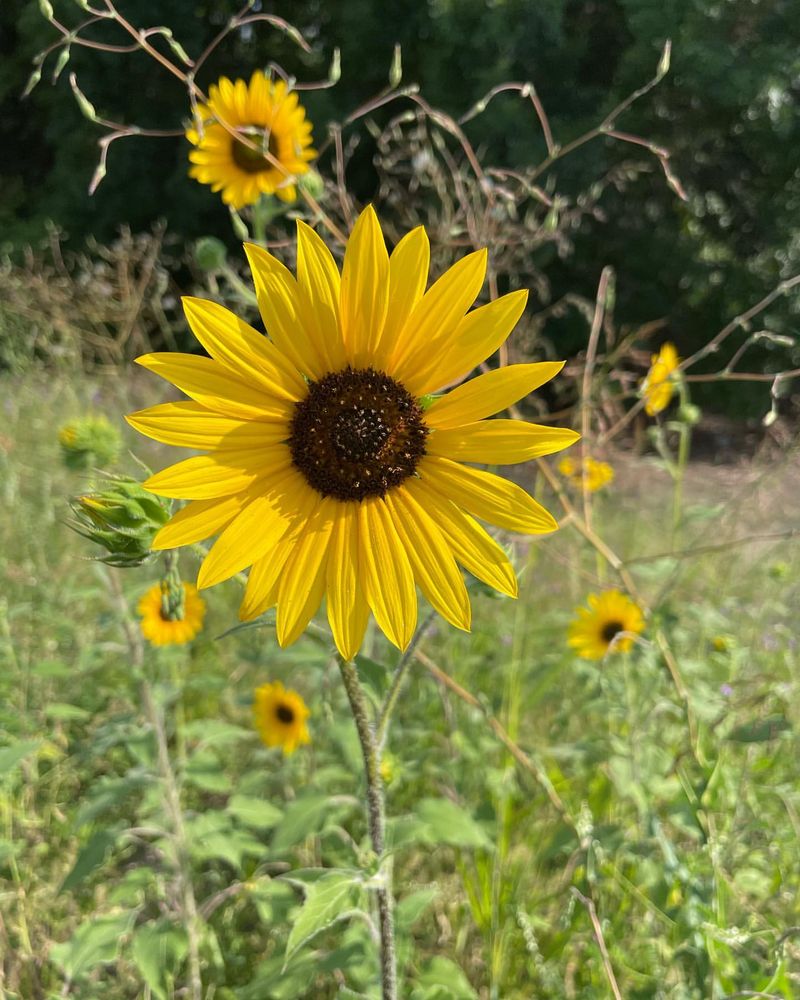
[412,289,529,397]
[340,205,389,367]
[326,504,370,661]
[152,495,246,550]
[378,226,429,363]
[428,420,579,464]
[404,478,517,597]
[144,452,272,500]
[425,362,565,429]
[295,220,348,372]
[135,353,290,421]
[387,489,470,632]
[182,297,306,399]
[239,531,298,621]
[358,497,417,650]
[276,499,335,646]
[244,243,327,379]
[389,249,487,393]
[420,455,558,534]
[127,402,289,450]
[197,468,310,588]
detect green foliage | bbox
[3,367,800,990]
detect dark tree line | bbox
[2,0,799,412]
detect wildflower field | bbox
[2,3,800,998]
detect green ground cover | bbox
[1,372,799,998]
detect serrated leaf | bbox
[49,913,133,980]
[284,871,363,962]
[227,795,283,830]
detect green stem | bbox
[671,380,693,543]
[376,609,436,748]
[338,657,397,1000]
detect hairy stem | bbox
[338,657,396,1000]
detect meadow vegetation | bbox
[1,3,799,999]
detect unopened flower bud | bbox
[70,474,170,567]
[58,414,121,471]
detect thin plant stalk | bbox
[337,656,397,1000]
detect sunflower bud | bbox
[58,415,122,471]
[70,474,171,567]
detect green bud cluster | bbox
[58,414,122,471]
[70,474,170,567]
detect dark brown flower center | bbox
[601,620,624,644]
[289,367,428,502]
[231,130,279,174]
[276,704,295,724]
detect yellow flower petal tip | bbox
[567,589,644,660]
[253,681,310,755]
[131,208,576,659]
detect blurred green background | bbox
[2,0,800,405]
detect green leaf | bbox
[284,870,363,962]
[184,748,229,793]
[185,812,264,870]
[396,887,438,931]
[131,921,188,1000]
[183,719,252,745]
[227,794,284,830]
[76,773,150,826]
[60,828,119,893]
[272,795,349,853]
[412,956,478,998]
[45,703,90,722]
[49,913,133,980]
[727,716,792,743]
[392,798,491,850]
[0,740,41,779]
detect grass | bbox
[1,371,799,999]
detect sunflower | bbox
[138,582,206,646]
[186,71,315,210]
[642,342,680,416]
[558,455,614,493]
[128,206,579,659]
[253,681,310,754]
[567,589,645,660]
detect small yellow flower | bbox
[138,582,206,646]
[558,455,614,492]
[186,71,316,209]
[568,589,645,660]
[253,681,310,754]
[711,635,730,652]
[641,343,680,416]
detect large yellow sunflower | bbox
[642,342,680,416]
[253,681,310,754]
[186,71,315,210]
[567,589,645,660]
[128,206,579,659]
[138,582,206,646]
